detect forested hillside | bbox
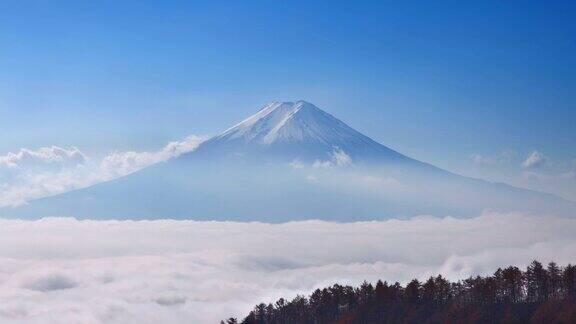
[225,261,576,324]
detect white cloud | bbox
[100,135,203,177]
[0,212,573,323]
[470,151,515,166]
[332,147,352,166]
[0,146,87,170]
[313,147,352,168]
[288,160,304,169]
[0,136,204,207]
[522,150,547,169]
[520,159,576,202]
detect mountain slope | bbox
[2,101,574,220]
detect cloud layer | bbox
[0,212,574,323]
[0,136,203,207]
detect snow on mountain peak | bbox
[192,100,412,164]
[216,100,363,146]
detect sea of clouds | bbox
[0,212,574,323]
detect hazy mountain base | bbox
[2,158,573,221]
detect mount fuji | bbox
[2,101,574,221]
[188,101,415,164]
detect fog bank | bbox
[0,212,574,323]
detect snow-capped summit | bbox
[193,101,410,163]
[217,101,353,145]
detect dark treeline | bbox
[223,261,576,324]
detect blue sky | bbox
[1,0,575,198]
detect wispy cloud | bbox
[0,146,87,170]
[100,135,203,177]
[522,150,547,169]
[470,151,515,166]
[313,147,352,168]
[0,212,573,323]
[0,135,204,207]
[288,159,304,169]
[515,150,573,198]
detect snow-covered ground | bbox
[0,211,574,323]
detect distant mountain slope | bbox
[2,101,574,220]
